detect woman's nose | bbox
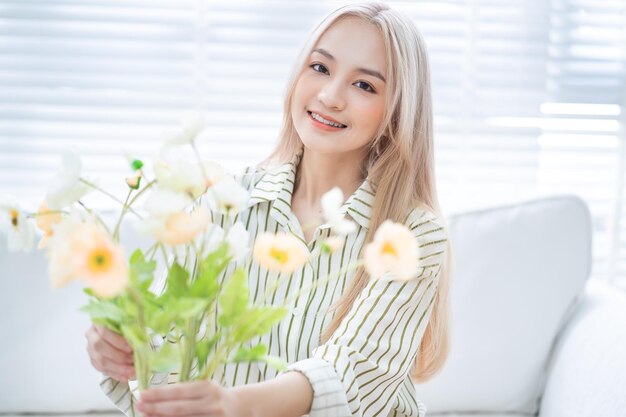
[317,81,346,111]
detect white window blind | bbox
[1,0,625,286]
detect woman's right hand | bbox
[85,323,136,383]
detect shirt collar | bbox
[247,148,375,230]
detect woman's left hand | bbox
[137,380,250,417]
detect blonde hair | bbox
[259,1,454,383]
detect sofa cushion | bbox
[418,195,592,414]
[538,280,626,417]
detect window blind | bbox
[1,0,625,286]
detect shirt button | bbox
[292,306,304,317]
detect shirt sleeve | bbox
[282,210,448,417]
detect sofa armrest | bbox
[538,280,626,417]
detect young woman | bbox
[87,2,453,416]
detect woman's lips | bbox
[307,111,347,132]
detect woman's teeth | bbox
[309,111,346,128]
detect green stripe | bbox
[347,206,370,220]
[419,238,447,248]
[359,277,435,394]
[261,221,282,380]
[370,291,437,416]
[344,278,424,402]
[295,238,321,357]
[413,226,443,237]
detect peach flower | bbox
[48,218,128,298]
[35,201,62,249]
[364,220,420,281]
[253,232,309,274]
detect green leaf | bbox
[90,318,121,334]
[118,293,140,318]
[218,269,249,327]
[163,262,189,298]
[227,346,286,372]
[196,334,220,372]
[82,288,97,298]
[169,297,210,319]
[120,324,148,347]
[232,306,289,343]
[79,300,124,323]
[149,340,180,373]
[262,355,287,372]
[150,312,172,335]
[230,344,267,362]
[129,249,156,292]
[190,242,230,298]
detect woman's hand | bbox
[137,380,252,417]
[85,323,136,383]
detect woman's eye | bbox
[355,81,375,93]
[309,64,375,93]
[310,63,328,74]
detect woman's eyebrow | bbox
[312,48,387,84]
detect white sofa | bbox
[1,195,624,416]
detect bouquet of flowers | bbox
[0,112,424,394]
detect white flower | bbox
[364,220,420,281]
[200,160,230,190]
[161,111,204,146]
[207,176,249,215]
[45,148,90,209]
[0,196,35,252]
[153,151,206,199]
[144,189,193,216]
[321,187,356,235]
[197,223,226,258]
[226,222,249,261]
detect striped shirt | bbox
[100,148,448,417]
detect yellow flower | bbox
[364,220,420,281]
[35,202,62,249]
[253,232,309,274]
[48,218,128,298]
[155,206,211,246]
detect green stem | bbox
[113,189,133,242]
[200,336,232,381]
[179,317,199,382]
[79,178,141,218]
[26,209,67,218]
[191,141,210,190]
[77,201,111,235]
[146,242,159,261]
[127,287,150,390]
[126,179,157,209]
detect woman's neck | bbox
[293,147,367,207]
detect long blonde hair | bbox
[260,1,454,383]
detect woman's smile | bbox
[307,110,348,132]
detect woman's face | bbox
[291,17,388,156]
